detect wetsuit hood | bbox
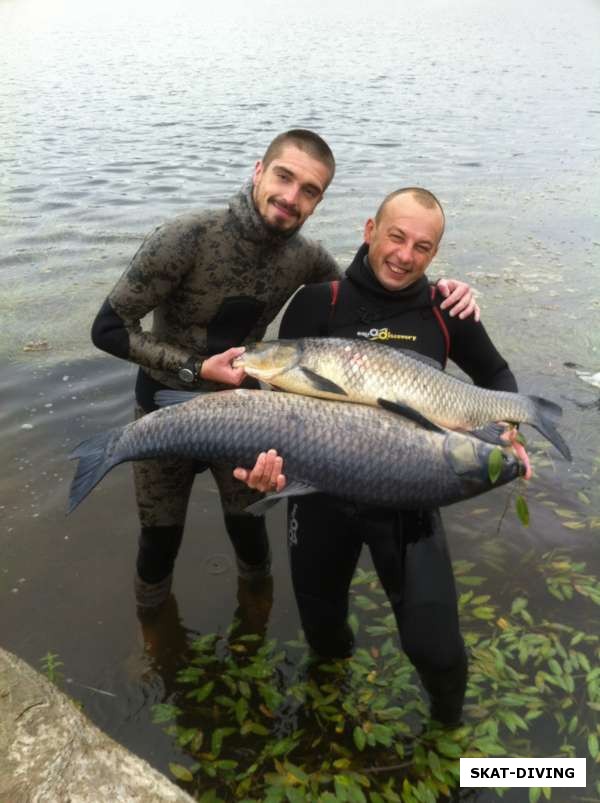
[228,180,300,246]
[345,242,431,304]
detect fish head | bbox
[444,432,524,496]
[233,340,302,381]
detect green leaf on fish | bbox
[488,447,503,485]
[516,495,530,526]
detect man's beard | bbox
[262,198,301,237]
[262,217,301,237]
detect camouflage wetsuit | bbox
[92,181,339,583]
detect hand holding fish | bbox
[437,279,481,322]
[201,347,247,386]
[233,449,287,493]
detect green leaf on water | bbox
[151,703,181,724]
[488,447,503,485]
[198,791,225,803]
[516,495,530,526]
[353,726,366,751]
[169,762,194,782]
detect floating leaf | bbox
[353,726,366,751]
[198,790,225,803]
[151,703,181,724]
[169,762,194,782]
[554,508,578,519]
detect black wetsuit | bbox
[279,243,517,726]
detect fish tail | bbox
[68,428,124,513]
[527,395,572,461]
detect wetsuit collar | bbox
[345,243,430,301]
[228,180,300,246]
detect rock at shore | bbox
[0,647,196,803]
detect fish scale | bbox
[67,389,523,514]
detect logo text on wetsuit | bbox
[357,327,417,342]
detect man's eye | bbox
[304,188,318,199]
[417,245,431,254]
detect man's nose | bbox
[281,183,300,206]
[394,243,413,263]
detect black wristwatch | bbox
[178,357,202,384]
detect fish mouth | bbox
[445,433,522,490]
[232,341,301,379]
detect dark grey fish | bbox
[68,389,523,514]
[234,338,571,460]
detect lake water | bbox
[1,0,599,799]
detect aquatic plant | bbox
[40,651,64,686]
[153,563,600,802]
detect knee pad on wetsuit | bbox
[137,525,184,584]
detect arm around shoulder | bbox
[448,314,518,392]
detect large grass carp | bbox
[68,389,523,514]
[233,338,571,461]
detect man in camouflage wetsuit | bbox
[91,129,477,609]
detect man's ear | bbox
[364,218,375,243]
[252,160,263,186]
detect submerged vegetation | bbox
[152,553,600,803]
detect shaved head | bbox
[375,187,445,240]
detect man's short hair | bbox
[375,187,445,238]
[262,129,336,187]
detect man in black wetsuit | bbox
[91,127,478,611]
[235,187,517,727]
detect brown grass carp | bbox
[68,389,524,514]
[233,338,571,460]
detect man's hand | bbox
[233,449,287,493]
[201,347,247,385]
[437,279,480,322]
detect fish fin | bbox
[68,429,122,513]
[377,398,445,433]
[468,422,511,445]
[244,481,320,515]
[526,395,572,461]
[154,390,204,407]
[299,366,348,396]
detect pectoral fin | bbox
[468,422,512,445]
[377,398,445,434]
[244,481,320,515]
[299,367,348,396]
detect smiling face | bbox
[252,145,332,234]
[364,192,444,291]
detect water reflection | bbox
[137,575,275,703]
